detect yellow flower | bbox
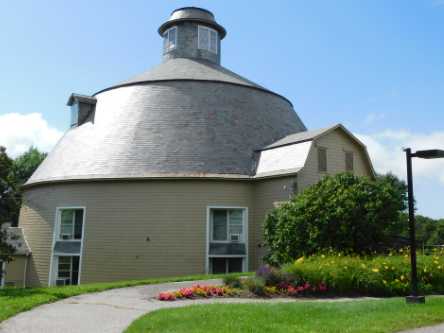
[372,268,379,273]
[295,257,304,264]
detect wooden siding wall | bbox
[4,257,27,288]
[20,180,256,286]
[252,176,297,267]
[298,128,373,191]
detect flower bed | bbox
[158,284,239,301]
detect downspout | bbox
[23,256,29,288]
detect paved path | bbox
[0,278,433,333]
[401,324,444,333]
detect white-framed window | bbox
[56,256,80,286]
[58,209,84,240]
[163,26,177,52]
[210,209,244,242]
[198,25,218,54]
[210,257,244,274]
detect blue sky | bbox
[0,1,443,218]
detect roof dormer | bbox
[66,94,97,128]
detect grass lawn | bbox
[0,273,248,323]
[125,297,444,333]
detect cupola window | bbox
[163,27,177,52]
[198,25,218,54]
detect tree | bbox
[0,146,46,265]
[263,173,408,265]
[0,146,17,263]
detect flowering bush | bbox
[281,249,444,296]
[158,284,239,301]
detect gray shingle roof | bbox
[27,59,306,186]
[263,125,338,150]
[96,58,284,100]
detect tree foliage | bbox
[0,146,46,263]
[264,173,408,265]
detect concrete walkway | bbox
[401,324,444,333]
[0,279,438,333]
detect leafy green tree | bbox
[13,147,47,187]
[0,146,46,267]
[0,146,17,263]
[263,173,407,265]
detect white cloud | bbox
[364,113,385,125]
[357,130,444,185]
[0,113,63,158]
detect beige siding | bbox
[4,256,28,288]
[252,176,297,267]
[20,180,256,286]
[298,128,373,191]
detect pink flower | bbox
[158,292,176,301]
[318,283,328,292]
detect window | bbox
[210,258,243,274]
[318,147,327,172]
[198,25,218,54]
[210,209,244,242]
[70,103,79,127]
[163,27,177,52]
[345,151,354,172]
[57,256,79,286]
[59,209,84,240]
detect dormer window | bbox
[70,103,79,127]
[163,27,177,52]
[198,25,218,54]
[67,94,97,128]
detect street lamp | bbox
[404,148,444,304]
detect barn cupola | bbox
[158,7,226,65]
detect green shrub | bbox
[281,250,444,296]
[244,277,267,296]
[264,173,407,265]
[223,275,243,289]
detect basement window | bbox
[163,27,177,52]
[56,256,80,286]
[198,25,218,54]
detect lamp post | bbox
[404,148,444,304]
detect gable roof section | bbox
[257,124,376,178]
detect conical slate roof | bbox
[26,8,306,186]
[97,58,284,100]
